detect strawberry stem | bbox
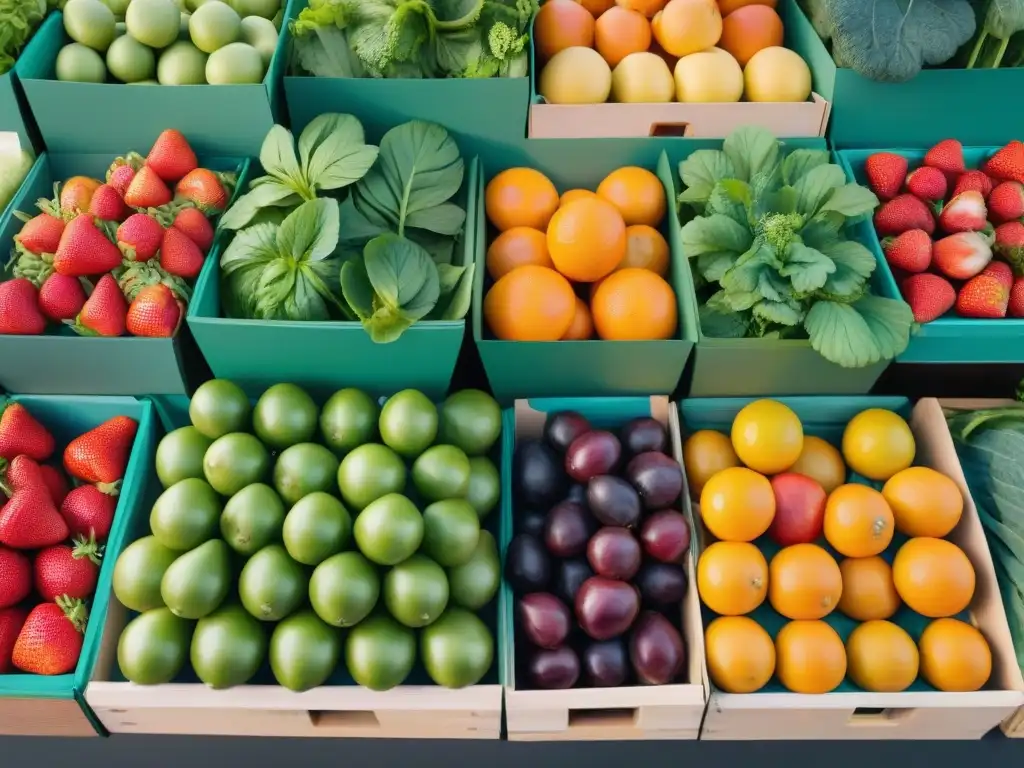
[56,595,89,633]
[72,532,103,565]
[96,479,121,496]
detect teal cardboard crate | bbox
[472,138,698,403]
[84,392,506,738]
[680,396,1024,740]
[0,152,246,396]
[0,394,155,737]
[16,3,294,156]
[837,146,1024,364]
[0,69,40,154]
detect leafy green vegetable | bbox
[678,126,913,369]
[965,0,1024,68]
[0,0,48,76]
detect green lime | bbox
[353,493,423,566]
[379,390,437,458]
[206,41,264,83]
[63,0,117,51]
[383,554,448,628]
[238,544,306,622]
[421,499,480,567]
[412,444,470,502]
[465,456,500,518]
[269,610,340,692]
[125,0,180,48]
[105,33,155,82]
[220,483,285,555]
[282,492,351,566]
[188,0,240,53]
[345,613,415,691]
[231,0,279,18]
[421,608,494,688]
[113,535,179,612]
[320,388,378,455]
[336,443,406,512]
[273,442,339,506]
[155,426,212,489]
[439,389,501,456]
[253,383,318,449]
[239,15,277,66]
[157,40,207,84]
[309,551,379,627]
[203,432,270,496]
[149,478,222,551]
[447,531,500,611]
[189,379,251,439]
[160,539,232,620]
[55,43,107,81]
[191,603,266,689]
[117,608,191,685]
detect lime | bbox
[273,442,339,505]
[106,34,156,83]
[206,42,264,83]
[191,603,266,689]
[412,444,470,502]
[253,383,318,449]
[269,611,340,692]
[421,608,494,688]
[465,456,500,518]
[117,608,190,685]
[231,0,279,18]
[383,554,449,628]
[189,379,251,439]
[448,531,500,611]
[239,15,278,66]
[309,551,379,627]
[126,0,180,48]
[220,483,285,555]
[113,535,178,612]
[379,390,437,458]
[102,0,132,16]
[282,492,351,566]
[319,388,378,455]
[439,389,501,456]
[336,443,406,512]
[188,0,240,53]
[203,432,269,496]
[155,426,212,489]
[238,544,306,622]
[421,499,480,567]
[345,614,415,691]
[160,539,231,619]
[149,478,222,551]
[353,493,423,566]
[63,0,117,51]
[55,44,107,81]
[157,40,207,84]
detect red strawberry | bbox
[38,465,69,507]
[984,141,1024,184]
[0,607,27,673]
[60,484,116,542]
[933,231,994,280]
[939,191,988,233]
[146,129,199,184]
[0,547,30,609]
[67,274,128,338]
[0,404,54,461]
[116,213,164,262]
[1010,277,1024,317]
[957,272,1010,318]
[64,415,139,486]
[127,284,183,338]
[34,536,101,602]
[107,165,136,198]
[0,455,46,496]
[0,487,69,549]
[87,184,127,222]
[172,207,214,253]
[924,139,965,179]
[12,597,87,675]
[983,260,1014,290]
[124,166,172,209]
[995,221,1024,275]
[874,194,935,237]
[53,215,123,277]
[0,278,46,335]
[901,273,956,323]
[865,153,908,201]
[882,229,932,273]
[15,213,65,255]
[953,170,995,200]
[988,181,1024,224]
[176,168,229,213]
[38,273,87,322]
[159,226,204,279]
[905,166,947,202]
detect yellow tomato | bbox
[788,436,846,493]
[846,620,919,693]
[841,409,915,482]
[682,429,739,496]
[730,399,803,474]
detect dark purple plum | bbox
[555,558,594,606]
[528,647,580,690]
[544,501,594,558]
[582,638,629,687]
[514,439,568,507]
[587,476,641,528]
[575,577,640,641]
[630,611,685,685]
[635,562,688,607]
[517,508,548,538]
[621,418,668,456]
[545,411,592,454]
[566,431,621,483]
[586,527,641,581]
[519,593,572,650]
[565,483,588,505]
[505,534,551,594]
[626,452,683,510]
[640,510,691,563]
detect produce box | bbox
[527,0,829,140]
[85,386,505,738]
[679,396,1024,740]
[0,394,155,737]
[501,397,708,741]
[0,151,246,395]
[0,71,40,154]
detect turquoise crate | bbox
[837,146,1024,364]
[0,69,40,154]
[0,394,154,736]
[0,152,247,396]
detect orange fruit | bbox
[823,484,895,558]
[837,556,900,622]
[730,399,804,475]
[577,0,616,14]
[486,227,553,280]
[591,268,677,340]
[842,408,915,481]
[718,4,783,66]
[486,168,560,232]
[699,466,774,542]
[596,166,666,226]
[619,224,670,276]
[788,435,846,494]
[768,544,842,620]
[535,0,596,60]
[547,197,626,282]
[892,537,975,618]
[919,618,992,692]
[595,6,652,67]
[705,616,775,693]
[652,0,723,58]
[775,620,847,694]
[846,620,919,693]
[616,0,668,16]
[697,541,768,616]
[682,429,739,497]
[484,265,576,341]
[718,0,777,13]
[561,297,595,340]
[559,188,598,207]
[882,467,963,538]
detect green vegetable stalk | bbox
[965,0,1024,68]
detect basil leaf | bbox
[276,199,340,264]
[364,233,440,321]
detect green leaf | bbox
[757,268,791,302]
[721,241,783,294]
[340,257,375,320]
[819,240,877,298]
[410,230,457,265]
[792,164,847,218]
[299,113,366,171]
[363,233,440,321]
[260,125,306,191]
[338,196,389,248]
[678,150,736,208]
[430,262,475,320]
[363,306,416,344]
[707,180,750,226]
[299,114,380,192]
[852,293,913,362]
[803,294,913,368]
[753,299,803,327]
[219,222,278,278]
[782,149,830,186]
[799,215,842,250]
[722,126,780,182]
[698,303,749,338]
[780,242,836,294]
[404,201,466,236]
[276,198,340,264]
[697,252,734,283]
[218,182,301,231]
[680,213,753,268]
[819,183,879,219]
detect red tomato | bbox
[768,472,827,546]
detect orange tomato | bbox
[919,618,992,692]
[483,265,576,341]
[718,0,777,13]
[577,0,616,14]
[846,620,919,693]
[682,429,739,497]
[60,176,103,213]
[768,543,842,620]
[837,556,901,622]
[718,4,783,66]
[486,227,553,280]
[547,197,626,282]
[596,166,667,226]
[730,399,804,475]
[652,0,723,58]
[823,484,895,558]
[616,0,668,16]
[787,435,846,494]
[595,6,652,67]
[841,408,915,481]
[534,0,596,60]
[697,541,768,616]
[485,168,560,232]
[559,188,599,207]
[882,467,963,538]
[892,537,975,618]
[705,616,775,693]
[775,620,847,694]
[591,268,678,340]
[699,466,775,542]
[620,225,670,276]
[561,297,595,340]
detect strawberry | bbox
[905,166,947,202]
[146,129,199,184]
[0,455,47,496]
[952,170,995,200]
[983,260,1014,290]
[172,207,214,253]
[995,221,1024,275]
[1011,277,1024,318]
[64,415,139,486]
[933,231,994,280]
[939,191,989,233]
[988,181,1024,224]
[0,487,69,549]
[901,273,956,323]
[38,273,88,322]
[107,165,136,198]
[12,597,87,675]
[87,184,127,222]
[0,607,26,673]
[882,229,932,273]
[60,484,116,542]
[0,404,54,461]
[14,213,65,255]
[124,166,172,209]
[865,153,907,201]
[957,272,1010,318]
[34,536,101,602]
[38,465,69,507]
[924,139,966,179]
[67,274,127,338]
[0,278,46,335]
[0,547,30,609]
[176,168,229,213]
[874,194,935,237]
[127,284,183,338]
[116,213,164,262]
[159,226,204,279]
[53,215,123,277]
[984,140,1024,184]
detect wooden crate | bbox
[694,398,1024,740]
[503,397,709,741]
[0,698,96,737]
